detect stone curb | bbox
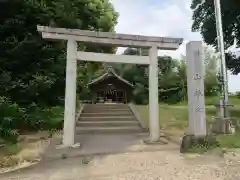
[162,134,182,145]
[41,145,180,162]
[128,103,148,130]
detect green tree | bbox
[176,59,187,100]
[191,0,240,74]
[203,46,220,96]
[158,57,183,103]
[0,0,118,141]
[0,0,118,106]
[178,46,220,98]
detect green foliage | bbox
[112,48,185,104]
[138,101,240,152]
[236,92,240,99]
[111,46,220,104]
[204,95,240,105]
[0,96,64,142]
[0,0,118,107]
[191,0,240,74]
[0,97,21,142]
[0,143,22,156]
[0,0,117,142]
[132,83,149,105]
[204,46,220,96]
[218,133,240,148]
[186,139,220,154]
[24,104,64,131]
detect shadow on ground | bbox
[44,133,179,159]
[0,133,180,179]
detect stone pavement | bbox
[43,133,177,159]
[1,149,240,180]
[1,133,240,180]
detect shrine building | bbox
[87,67,134,104]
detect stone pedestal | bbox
[215,100,233,118]
[212,100,234,134]
[212,117,234,134]
[180,134,219,153]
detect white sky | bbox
[111,0,240,92]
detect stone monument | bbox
[180,41,218,152]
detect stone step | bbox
[76,126,144,134]
[84,104,129,107]
[83,109,131,113]
[83,107,130,110]
[80,112,133,117]
[84,104,128,107]
[79,116,136,121]
[76,120,139,127]
[84,105,129,108]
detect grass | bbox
[0,143,22,168]
[0,143,22,156]
[137,96,240,148]
[0,131,52,168]
[174,95,240,106]
[217,133,240,148]
[137,105,188,136]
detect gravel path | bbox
[1,150,240,180]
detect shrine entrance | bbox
[37,25,204,148]
[96,90,127,103]
[88,67,134,104]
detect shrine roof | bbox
[87,67,134,87]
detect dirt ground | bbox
[1,148,240,180]
[1,132,240,180]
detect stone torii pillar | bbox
[63,40,78,147]
[149,46,160,142]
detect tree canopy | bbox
[0,0,224,142]
[111,47,219,104]
[0,0,118,106]
[191,0,240,74]
[0,0,118,140]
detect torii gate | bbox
[37,26,207,147]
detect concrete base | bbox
[211,118,234,134]
[143,137,168,145]
[43,134,179,160]
[56,143,81,150]
[180,134,219,153]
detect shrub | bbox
[0,97,22,142]
[1,96,64,142]
[236,91,240,99]
[24,104,64,131]
[43,106,64,130]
